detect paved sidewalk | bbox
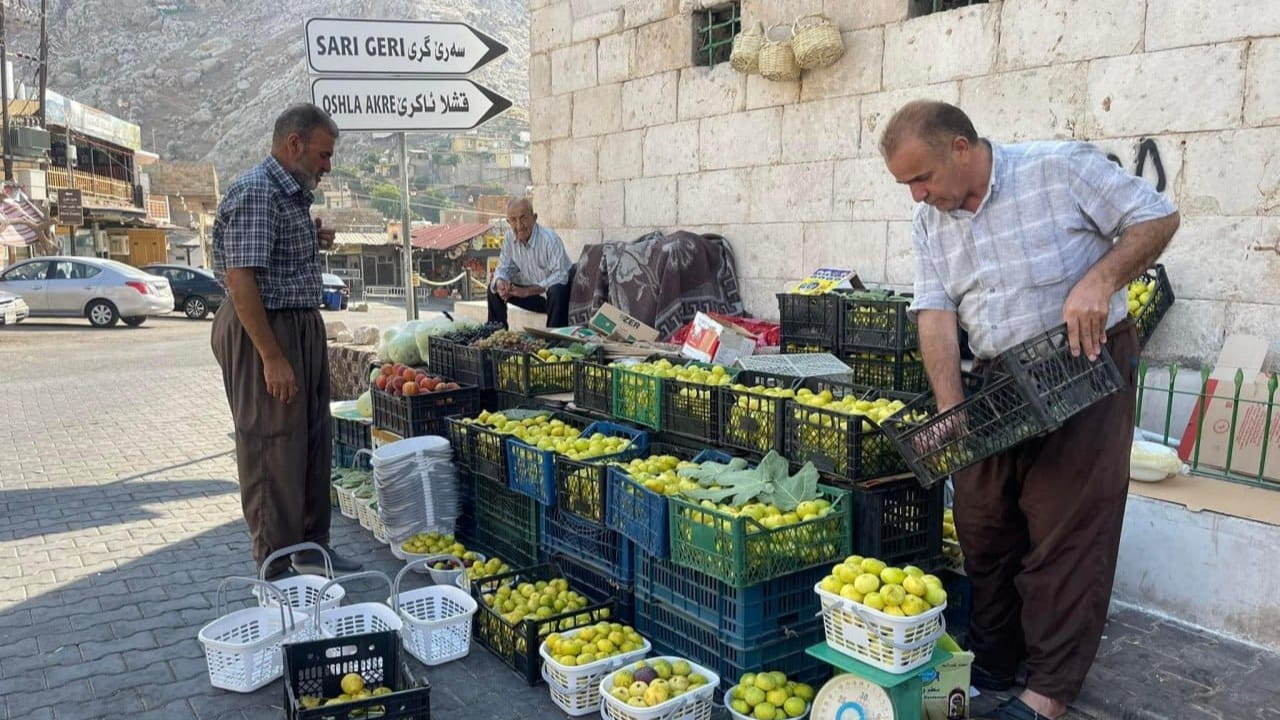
[1,316,1277,719]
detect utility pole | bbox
[37,0,45,128]
[0,2,12,181]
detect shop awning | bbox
[0,196,47,248]
[334,232,393,247]
[411,223,492,251]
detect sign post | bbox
[56,188,83,227]
[305,17,511,320]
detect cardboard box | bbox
[790,267,867,295]
[680,312,757,365]
[921,650,974,720]
[587,303,660,343]
[1178,335,1280,484]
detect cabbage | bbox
[388,330,421,365]
[355,391,373,418]
[415,316,465,360]
[378,327,399,361]
[369,367,382,384]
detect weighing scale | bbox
[806,643,952,720]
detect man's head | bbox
[507,197,537,243]
[879,100,985,212]
[271,103,339,192]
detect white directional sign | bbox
[305,18,508,75]
[311,77,513,132]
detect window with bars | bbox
[912,0,989,16]
[692,2,741,67]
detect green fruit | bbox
[783,697,807,718]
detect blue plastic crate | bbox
[633,551,827,642]
[508,421,647,507]
[605,448,731,559]
[540,504,634,587]
[554,422,649,523]
[548,552,636,625]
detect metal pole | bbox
[0,4,11,182]
[37,0,46,127]
[399,131,416,320]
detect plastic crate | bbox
[283,631,430,720]
[371,386,480,439]
[605,447,730,560]
[332,440,372,471]
[783,379,915,481]
[1129,263,1174,348]
[840,347,928,393]
[452,409,570,485]
[540,504,635,586]
[553,422,649,522]
[668,484,852,588]
[839,291,919,352]
[840,474,944,568]
[634,551,827,641]
[939,569,972,633]
[469,562,619,685]
[1002,325,1126,427]
[425,336,457,381]
[781,336,836,354]
[612,364,666,429]
[509,420,640,506]
[777,292,842,344]
[660,378,722,445]
[334,416,372,450]
[453,343,496,390]
[572,359,613,417]
[472,477,542,568]
[549,552,636,625]
[493,349,584,397]
[717,371,800,456]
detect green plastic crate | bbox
[612,365,664,429]
[667,484,852,588]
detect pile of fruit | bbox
[460,410,633,461]
[664,362,736,430]
[728,671,814,720]
[297,672,392,710]
[942,508,963,568]
[436,321,505,346]
[542,622,647,667]
[604,659,711,709]
[1127,276,1158,316]
[372,363,461,397]
[818,555,947,616]
[611,454,700,497]
[844,349,922,389]
[789,388,923,478]
[723,381,797,452]
[465,556,512,583]
[481,577,597,627]
[678,452,832,529]
[475,330,546,353]
[398,532,479,564]
[843,292,911,336]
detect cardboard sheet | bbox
[1128,474,1280,527]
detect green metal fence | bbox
[1137,359,1279,489]
[694,3,740,67]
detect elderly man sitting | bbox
[487,197,574,328]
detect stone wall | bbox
[529,0,1280,367]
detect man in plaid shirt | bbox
[879,101,1179,720]
[211,103,361,579]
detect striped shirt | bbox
[909,140,1176,358]
[212,156,322,310]
[494,223,573,289]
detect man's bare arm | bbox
[225,267,296,404]
[918,309,965,412]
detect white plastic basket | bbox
[539,625,652,692]
[198,577,305,693]
[335,483,362,519]
[357,498,389,543]
[256,543,345,642]
[599,657,719,720]
[315,571,403,639]
[392,559,478,666]
[728,702,809,720]
[543,665,597,717]
[815,583,945,674]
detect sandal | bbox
[974,697,1055,720]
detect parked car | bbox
[322,273,350,310]
[0,256,173,328]
[141,264,225,319]
[0,289,28,326]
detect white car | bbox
[0,289,28,326]
[0,256,174,327]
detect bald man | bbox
[488,198,574,328]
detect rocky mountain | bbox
[10,0,530,181]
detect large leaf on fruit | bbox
[684,469,768,507]
[679,457,749,487]
[764,461,820,512]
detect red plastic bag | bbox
[668,313,781,349]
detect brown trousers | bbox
[211,305,332,575]
[954,320,1139,703]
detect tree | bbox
[370,183,401,219]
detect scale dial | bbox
[810,674,897,720]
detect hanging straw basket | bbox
[792,14,845,70]
[759,23,801,82]
[730,20,765,74]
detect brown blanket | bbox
[568,231,745,339]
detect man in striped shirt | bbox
[488,197,574,328]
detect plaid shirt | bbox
[909,140,1176,358]
[212,156,321,310]
[494,223,573,289]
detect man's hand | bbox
[1063,273,1113,361]
[494,278,511,300]
[510,285,539,299]
[315,218,335,251]
[263,355,297,404]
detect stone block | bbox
[598,29,637,84]
[575,181,625,229]
[960,63,1087,142]
[822,0,909,30]
[574,10,624,42]
[720,223,806,285]
[678,64,747,121]
[599,129,644,181]
[551,41,599,96]
[572,83,623,137]
[1158,216,1280,303]
[547,138,574,183]
[1181,127,1280,216]
[1087,135,1183,203]
[1087,45,1246,137]
[738,277,794,320]
[700,108,783,170]
[625,176,679,227]
[857,82,960,157]
[800,28,883,101]
[622,71,678,129]
[531,52,552,99]
[530,142,550,186]
[1246,39,1280,128]
[834,157,915,221]
[997,0,1143,71]
[1146,0,1280,51]
[750,162,836,223]
[746,73,799,110]
[535,184,577,228]
[636,15,693,77]
[803,222,889,283]
[625,0,678,29]
[569,136,601,183]
[882,4,999,90]
[560,228,604,260]
[643,120,701,176]
[532,2,573,53]
[573,0,628,15]
[530,96,572,142]
[743,0,823,27]
[782,96,860,163]
[678,169,752,225]
[1140,299,1227,367]
[883,220,914,286]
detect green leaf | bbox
[684,468,768,507]
[768,462,821,512]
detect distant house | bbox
[146,162,220,267]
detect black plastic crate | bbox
[661,376,721,445]
[493,348,596,397]
[1001,325,1125,427]
[284,631,430,720]
[371,385,480,439]
[332,440,372,471]
[716,371,800,456]
[470,561,619,685]
[784,379,915,481]
[840,347,927,393]
[454,343,497,390]
[839,291,919,352]
[1129,263,1174,348]
[836,474,945,568]
[425,336,457,381]
[777,293,842,344]
[572,359,613,417]
[549,551,636,625]
[334,416,372,450]
[553,422,649,523]
[452,408,574,485]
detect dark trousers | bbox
[211,305,332,575]
[953,319,1139,703]
[487,283,571,328]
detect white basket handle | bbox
[217,576,294,635]
[392,557,440,604]
[316,570,394,631]
[355,448,374,464]
[817,600,947,651]
[260,541,333,581]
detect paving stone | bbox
[5,678,89,717]
[43,655,127,686]
[57,688,146,720]
[91,659,175,697]
[69,603,142,631]
[133,698,201,720]
[99,585,171,613]
[35,621,114,654]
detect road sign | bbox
[305,18,508,75]
[311,77,512,132]
[56,188,83,227]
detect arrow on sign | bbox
[311,77,513,132]
[305,18,507,76]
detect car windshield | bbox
[322,273,345,286]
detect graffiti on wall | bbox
[1106,138,1167,193]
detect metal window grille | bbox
[694,3,741,67]
[915,0,989,16]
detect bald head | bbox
[878,100,978,161]
[507,197,537,243]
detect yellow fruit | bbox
[754,673,776,692]
[340,673,365,696]
[879,567,906,586]
[783,696,808,718]
[862,591,885,610]
[903,565,924,578]
[793,683,815,702]
[881,584,906,607]
[925,586,948,607]
[766,689,789,707]
[839,585,864,603]
[853,573,881,595]
[860,558,887,575]
[903,576,928,598]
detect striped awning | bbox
[0,196,46,248]
[411,223,493,250]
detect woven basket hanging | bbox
[791,14,844,70]
[730,20,765,74]
[758,23,801,82]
